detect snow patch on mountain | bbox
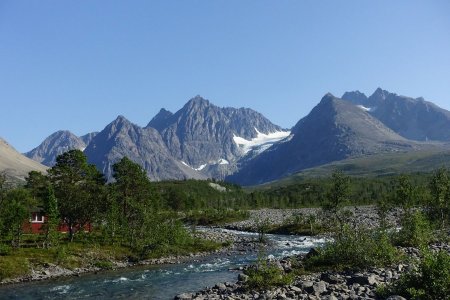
[195,164,207,171]
[233,128,291,154]
[217,158,229,165]
[357,105,373,112]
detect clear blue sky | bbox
[1,1,449,152]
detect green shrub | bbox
[0,244,11,256]
[305,225,401,271]
[53,245,68,264]
[94,260,114,269]
[244,256,294,290]
[380,250,450,300]
[395,211,433,247]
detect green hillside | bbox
[253,149,450,190]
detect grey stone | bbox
[386,296,407,300]
[312,281,327,295]
[321,273,343,284]
[175,293,193,300]
[215,283,227,291]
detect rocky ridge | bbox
[342,88,450,142]
[228,94,418,186]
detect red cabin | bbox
[22,208,92,234]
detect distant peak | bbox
[371,87,391,99]
[49,130,78,139]
[342,90,368,106]
[321,92,337,102]
[146,108,174,130]
[158,108,172,114]
[112,115,131,124]
[342,90,367,98]
[187,95,209,105]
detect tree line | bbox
[1,149,449,253]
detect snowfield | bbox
[233,128,291,154]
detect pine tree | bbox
[43,186,59,248]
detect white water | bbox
[0,229,326,300]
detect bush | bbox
[395,211,433,247]
[244,256,294,290]
[305,225,401,271]
[380,250,450,300]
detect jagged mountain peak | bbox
[322,92,336,100]
[143,95,288,178]
[25,130,86,166]
[84,115,204,181]
[147,108,174,131]
[158,108,172,114]
[184,95,210,109]
[370,87,392,101]
[342,90,368,106]
[106,115,134,131]
[113,115,130,124]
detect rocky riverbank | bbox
[225,206,402,232]
[175,243,450,300]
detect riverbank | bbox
[175,242,450,300]
[0,227,260,286]
[225,206,402,232]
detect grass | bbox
[144,238,222,259]
[0,256,30,281]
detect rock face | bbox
[228,93,416,185]
[342,88,450,141]
[84,115,205,181]
[79,132,98,146]
[0,138,47,181]
[146,96,289,178]
[25,130,87,166]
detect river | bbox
[0,229,326,300]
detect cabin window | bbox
[31,213,44,223]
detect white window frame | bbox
[31,213,45,223]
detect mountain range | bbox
[15,88,450,185]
